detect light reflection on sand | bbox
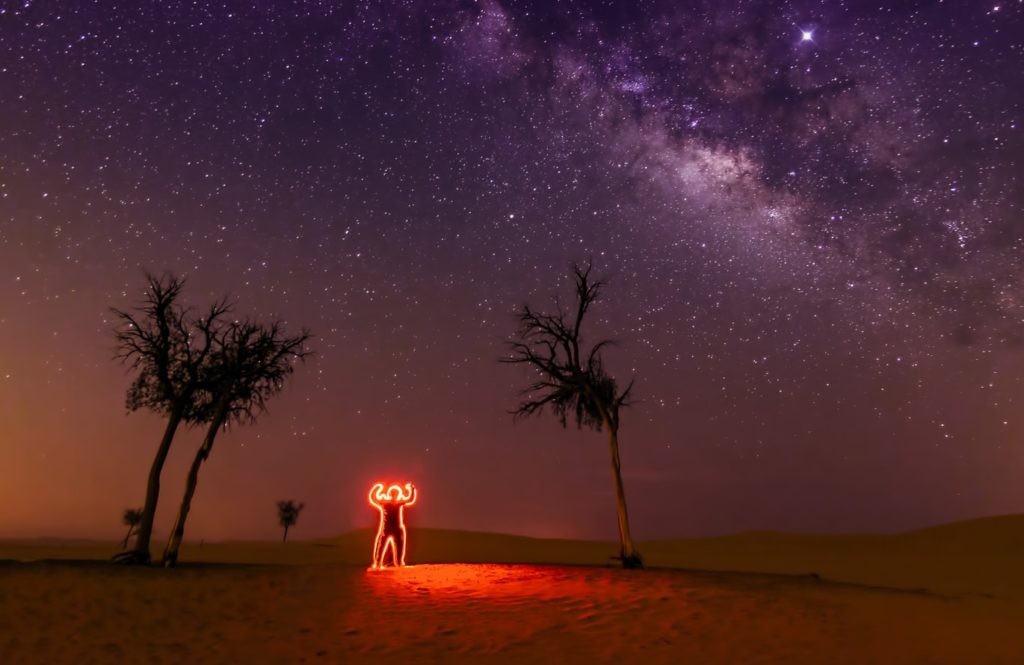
[362,563,646,601]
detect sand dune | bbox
[6,513,1024,596]
[3,516,1024,663]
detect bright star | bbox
[800,30,814,42]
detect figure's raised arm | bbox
[368,482,385,508]
[403,483,417,506]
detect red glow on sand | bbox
[362,563,635,603]
[368,482,417,569]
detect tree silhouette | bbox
[162,320,312,566]
[503,262,642,568]
[120,507,143,549]
[276,500,305,543]
[111,273,231,564]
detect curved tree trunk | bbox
[606,424,642,568]
[119,407,184,564]
[282,526,289,543]
[162,406,227,567]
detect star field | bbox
[1,0,1023,541]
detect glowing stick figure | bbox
[368,482,417,568]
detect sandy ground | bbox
[2,562,1023,664]
[3,515,1024,663]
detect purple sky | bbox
[1,0,1023,542]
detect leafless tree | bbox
[120,507,143,549]
[503,262,642,568]
[162,321,312,566]
[276,500,305,543]
[111,273,231,564]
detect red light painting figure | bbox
[368,482,417,568]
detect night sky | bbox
[1,0,1023,543]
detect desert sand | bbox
[3,515,1024,663]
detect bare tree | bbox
[276,500,305,543]
[162,321,312,567]
[111,273,231,564]
[503,262,642,568]
[120,507,143,549]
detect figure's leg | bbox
[371,524,384,568]
[397,526,407,566]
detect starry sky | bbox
[1,0,1023,543]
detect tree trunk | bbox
[162,403,228,567]
[120,406,184,564]
[606,423,642,568]
[282,526,289,543]
[120,526,133,550]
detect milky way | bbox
[1,1,1022,541]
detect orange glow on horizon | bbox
[368,482,417,569]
